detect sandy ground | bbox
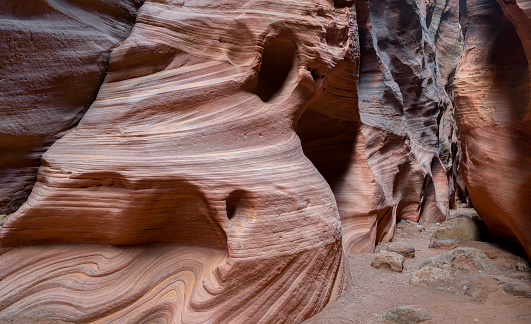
[303,209,531,324]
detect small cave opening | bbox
[226,190,245,221]
[296,108,358,197]
[225,189,253,230]
[256,38,297,102]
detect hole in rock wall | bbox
[256,38,297,102]
[225,190,254,229]
[226,190,245,220]
[297,109,358,197]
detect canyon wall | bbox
[299,0,462,253]
[0,0,530,322]
[454,0,531,257]
[0,0,352,322]
[0,0,144,215]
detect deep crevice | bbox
[256,38,297,102]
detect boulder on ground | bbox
[503,282,531,298]
[387,242,415,258]
[420,247,498,273]
[429,216,487,247]
[383,305,432,324]
[371,251,405,272]
[411,247,498,285]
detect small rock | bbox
[516,262,528,271]
[383,305,431,324]
[410,266,451,285]
[464,276,499,299]
[429,216,485,247]
[387,242,415,258]
[399,219,424,231]
[371,251,405,272]
[503,282,531,298]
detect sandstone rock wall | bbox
[0,0,144,215]
[1,0,530,322]
[454,0,531,258]
[0,0,353,322]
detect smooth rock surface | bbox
[454,0,531,259]
[0,1,353,322]
[0,0,144,215]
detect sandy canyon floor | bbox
[303,208,531,324]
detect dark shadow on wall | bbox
[296,109,358,197]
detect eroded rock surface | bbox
[0,0,144,215]
[429,215,486,247]
[0,0,353,322]
[371,250,405,272]
[383,305,432,324]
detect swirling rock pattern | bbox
[454,0,531,258]
[1,0,352,322]
[0,0,144,215]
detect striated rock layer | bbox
[454,0,531,258]
[298,0,463,253]
[0,0,144,215]
[0,0,353,322]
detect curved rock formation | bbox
[0,0,352,322]
[298,0,462,254]
[0,0,144,215]
[454,0,531,258]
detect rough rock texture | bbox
[411,247,499,285]
[331,0,462,252]
[0,0,354,322]
[454,0,531,258]
[387,242,416,258]
[0,0,144,215]
[503,282,531,298]
[371,250,405,272]
[429,216,485,246]
[420,247,498,272]
[383,305,432,324]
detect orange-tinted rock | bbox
[454,0,531,258]
[0,0,353,322]
[0,0,143,215]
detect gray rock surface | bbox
[503,282,531,298]
[429,216,486,247]
[383,305,432,324]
